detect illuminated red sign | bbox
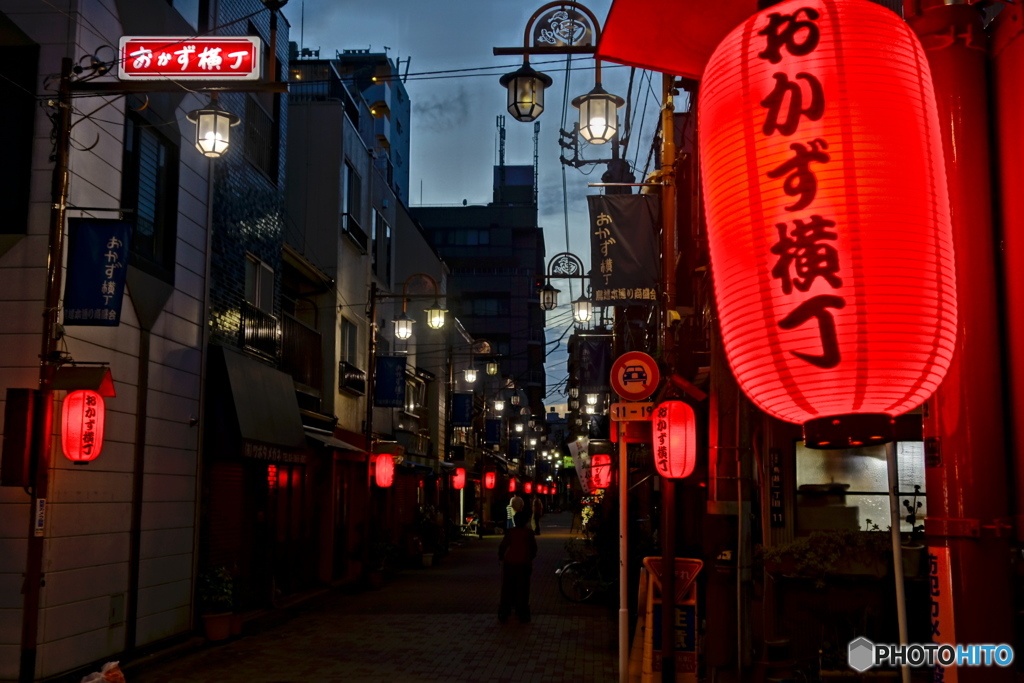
[118,36,261,80]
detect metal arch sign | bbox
[118,36,261,80]
[610,351,659,401]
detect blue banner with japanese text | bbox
[587,194,660,306]
[63,219,131,326]
[485,419,502,444]
[374,356,406,407]
[452,393,474,427]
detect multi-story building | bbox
[412,167,548,419]
[0,1,273,678]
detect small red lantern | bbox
[374,453,394,488]
[484,472,496,489]
[453,467,466,490]
[509,478,517,493]
[524,481,533,494]
[652,401,697,479]
[551,484,557,494]
[698,0,956,448]
[61,390,105,463]
[591,453,613,489]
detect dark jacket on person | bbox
[499,512,537,564]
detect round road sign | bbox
[610,351,660,401]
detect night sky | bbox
[281,0,667,401]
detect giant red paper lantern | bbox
[698,0,956,448]
[652,401,697,479]
[374,453,394,488]
[62,390,106,462]
[591,453,613,489]
[453,467,466,490]
[484,472,496,489]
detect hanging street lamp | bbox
[393,311,414,341]
[186,94,240,158]
[572,81,624,145]
[500,61,553,122]
[572,293,594,323]
[464,367,478,383]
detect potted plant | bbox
[762,528,891,587]
[197,566,234,641]
[900,485,926,578]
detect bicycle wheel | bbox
[559,562,597,602]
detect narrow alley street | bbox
[128,512,618,682]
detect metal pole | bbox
[885,441,911,683]
[20,57,73,683]
[618,420,629,683]
[362,282,378,576]
[661,477,676,682]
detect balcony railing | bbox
[240,301,280,361]
[281,313,323,392]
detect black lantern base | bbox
[802,413,895,450]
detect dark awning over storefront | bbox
[305,429,363,452]
[219,346,305,450]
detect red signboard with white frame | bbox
[118,36,262,80]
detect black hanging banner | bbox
[578,336,612,394]
[64,218,131,326]
[587,194,660,306]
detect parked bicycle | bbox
[557,553,615,602]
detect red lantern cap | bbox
[698,0,956,448]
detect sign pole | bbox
[885,441,911,683]
[618,418,629,683]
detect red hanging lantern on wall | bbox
[374,453,394,488]
[698,0,956,448]
[453,467,466,490]
[652,401,697,479]
[484,472,496,489]
[509,478,517,493]
[591,453,613,489]
[524,481,533,494]
[61,390,105,463]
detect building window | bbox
[244,94,279,181]
[245,254,275,314]
[341,316,358,365]
[795,441,925,535]
[342,162,366,250]
[466,297,510,317]
[122,112,179,282]
[384,222,392,283]
[371,209,379,274]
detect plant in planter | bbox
[197,566,234,641]
[762,529,892,587]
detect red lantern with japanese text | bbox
[591,453,613,489]
[484,472,496,489]
[453,467,466,490]
[652,401,697,479]
[374,453,394,488]
[524,481,533,494]
[699,0,956,448]
[61,390,105,463]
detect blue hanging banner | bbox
[485,418,502,444]
[374,356,406,407]
[63,218,131,326]
[509,439,522,460]
[451,393,474,427]
[524,449,535,466]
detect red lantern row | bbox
[698,0,956,447]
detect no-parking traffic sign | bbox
[610,351,659,401]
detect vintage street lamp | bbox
[486,361,499,375]
[539,283,560,311]
[425,303,446,330]
[510,394,520,405]
[515,423,524,433]
[586,393,599,406]
[572,293,593,323]
[494,399,505,412]
[500,61,553,122]
[464,367,478,383]
[572,80,624,145]
[187,94,240,158]
[393,311,414,340]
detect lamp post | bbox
[538,252,593,324]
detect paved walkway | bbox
[131,512,618,682]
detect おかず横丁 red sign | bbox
[118,36,261,80]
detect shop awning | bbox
[220,347,305,449]
[304,429,363,452]
[401,454,441,473]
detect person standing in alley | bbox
[506,494,524,529]
[498,508,537,623]
[531,494,544,536]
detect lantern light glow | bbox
[374,453,395,487]
[652,401,697,479]
[591,453,613,489]
[698,0,956,448]
[453,467,466,490]
[61,390,105,463]
[484,472,496,489]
